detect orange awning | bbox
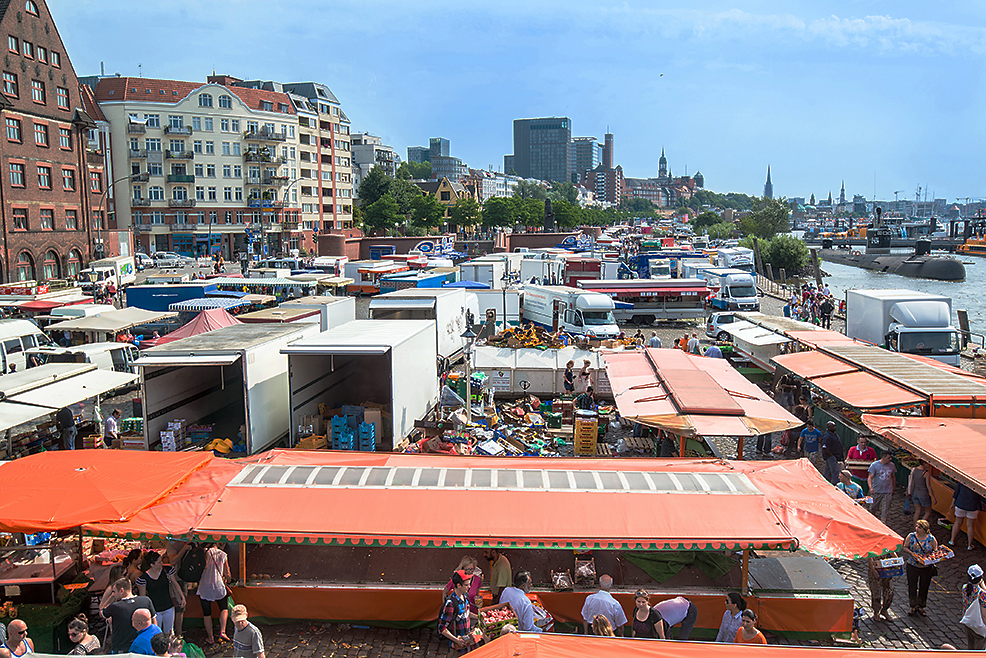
[605,349,802,437]
[786,329,856,349]
[863,414,986,499]
[0,450,212,533]
[772,351,925,411]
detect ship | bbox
[957,235,986,257]
[818,208,965,281]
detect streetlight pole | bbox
[461,326,477,424]
[96,172,148,260]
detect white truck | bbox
[519,255,565,285]
[460,258,508,289]
[716,247,755,273]
[368,288,479,361]
[79,256,137,293]
[845,289,961,366]
[521,285,620,339]
[706,268,760,312]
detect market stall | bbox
[207,276,317,299]
[139,307,242,348]
[45,308,178,343]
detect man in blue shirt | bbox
[129,608,162,655]
[798,420,823,471]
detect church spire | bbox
[839,180,846,204]
[763,166,773,199]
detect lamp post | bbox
[96,172,149,260]
[461,326,477,424]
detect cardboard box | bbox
[363,409,382,443]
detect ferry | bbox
[957,235,986,257]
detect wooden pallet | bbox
[624,436,655,452]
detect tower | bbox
[658,148,668,180]
[763,166,773,199]
[603,133,614,170]
[839,181,846,204]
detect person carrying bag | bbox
[961,564,986,650]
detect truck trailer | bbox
[845,289,961,366]
[521,285,620,339]
[368,288,479,361]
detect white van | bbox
[26,342,141,374]
[0,319,55,373]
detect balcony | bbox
[164,125,193,136]
[132,198,152,207]
[86,150,104,166]
[134,223,151,230]
[282,221,300,231]
[245,176,261,185]
[244,129,286,142]
[129,149,147,159]
[168,199,196,208]
[167,174,195,183]
[245,151,287,164]
[165,150,194,160]
[263,175,289,185]
[127,123,146,134]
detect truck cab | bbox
[709,270,760,312]
[521,285,619,340]
[846,289,962,366]
[566,294,620,339]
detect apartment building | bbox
[92,75,353,258]
[0,0,105,282]
[351,131,399,189]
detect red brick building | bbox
[0,0,105,283]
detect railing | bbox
[165,150,194,160]
[127,123,146,134]
[129,149,147,159]
[134,223,151,230]
[245,151,286,164]
[245,176,261,185]
[86,150,104,165]
[282,221,300,230]
[132,198,152,206]
[263,175,288,185]
[167,174,195,183]
[164,126,193,136]
[244,129,286,142]
[168,199,196,208]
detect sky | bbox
[53,1,986,204]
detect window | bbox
[40,208,53,229]
[198,93,213,107]
[232,143,240,156]
[219,95,232,108]
[169,139,184,153]
[145,138,161,151]
[25,0,38,15]
[223,165,231,178]
[33,122,47,146]
[224,187,232,201]
[247,121,258,133]
[151,211,165,225]
[144,114,160,128]
[168,115,183,129]
[205,141,214,155]
[193,140,202,154]
[58,127,71,149]
[66,249,81,276]
[61,168,74,191]
[2,71,17,97]
[7,36,15,52]
[220,118,229,132]
[192,116,201,131]
[148,186,164,200]
[132,185,142,200]
[9,162,23,186]
[203,117,212,131]
[264,122,275,133]
[89,172,101,192]
[36,46,46,63]
[172,186,187,201]
[235,187,243,201]
[65,209,78,230]
[5,117,19,142]
[37,165,51,188]
[278,103,288,113]
[231,119,239,132]
[50,51,60,67]
[15,252,34,281]
[195,186,205,201]
[92,210,103,230]
[147,162,162,176]
[261,101,273,112]
[194,163,204,177]
[30,79,43,103]
[43,250,59,280]
[10,207,26,230]
[222,142,230,156]
[22,41,32,58]
[208,186,216,201]
[206,164,215,177]
[233,165,241,178]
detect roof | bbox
[78,84,107,122]
[45,308,176,333]
[236,307,319,323]
[604,348,802,437]
[143,322,311,354]
[281,320,435,353]
[863,415,986,499]
[83,451,899,558]
[168,298,251,312]
[93,78,297,115]
[140,308,242,348]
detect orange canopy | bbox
[605,349,802,437]
[863,414,986,499]
[0,450,211,532]
[84,451,900,559]
[470,633,978,658]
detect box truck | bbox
[369,288,479,361]
[716,247,755,273]
[279,295,355,332]
[459,258,508,289]
[521,285,620,339]
[79,256,137,293]
[845,289,961,366]
[706,268,760,311]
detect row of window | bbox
[134,210,306,225]
[9,163,100,192]
[197,93,290,115]
[131,114,297,138]
[1,72,69,108]
[6,118,72,149]
[9,206,82,231]
[6,34,62,68]
[12,248,84,282]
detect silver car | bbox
[706,312,737,341]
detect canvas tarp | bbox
[46,307,176,333]
[140,307,241,347]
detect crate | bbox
[545,412,562,429]
[478,603,518,635]
[918,547,954,566]
[358,422,376,452]
[83,434,104,449]
[574,412,598,456]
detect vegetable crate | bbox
[876,556,904,578]
[918,547,954,566]
[479,603,518,635]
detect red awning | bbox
[0,451,212,532]
[863,415,986,499]
[19,297,93,311]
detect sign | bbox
[488,370,512,392]
[0,284,47,295]
[414,240,436,253]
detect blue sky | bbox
[54,1,986,203]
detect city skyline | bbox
[53,0,986,203]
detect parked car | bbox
[135,253,154,270]
[152,252,193,268]
[706,312,738,341]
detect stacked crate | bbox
[358,422,376,452]
[574,410,598,456]
[331,415,355,450]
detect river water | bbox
[814,255,986,341]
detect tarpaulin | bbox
[140,307,241,347]
[0,450,212,532]
[605,348,802,437]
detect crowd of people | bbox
[784,282,838,329]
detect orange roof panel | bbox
[773,350,858,379]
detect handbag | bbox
[169,574,187,609]
[961,590,986,637]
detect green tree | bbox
[362,193,400,234]
[357,167,391,205]
[740,196,791,239]
[548,181,580,205]
[389,178,421,218]
[622,197,654,213]
[512,197,544,226]
[410,194,445,229]
[396,161,432,180]
[449,197,481,227]
[553,200,583,228]
[693,210,721,230]
[482,197,515,228]
[763,235,809,274]
[706,222,737,241]
[512,180,547,200]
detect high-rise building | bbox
[351,132,400,188]
[429,137,449,159]
[764,166,773,199]
[430,154,467,182]
[603,133,614,170]
[572,137,601,183]
[407,146,429,163]
[506,117,572,182]
[0,0,106,282]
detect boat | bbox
[957,235,986,257]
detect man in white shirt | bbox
[104,408,122,447]
[499,571,540,633]
[687,333,701,354]
[581,574,627,635]
[648,332,661,348]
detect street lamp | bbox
[96,172,149,260]
[461,326,477,424]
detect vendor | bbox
[574,386,595,410]
[483,548,511,604]
[104,408,123,447]
[499,572,540,633]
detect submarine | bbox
[818,208,965,282]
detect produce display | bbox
[479,603,518,634]
[918,547,954,566]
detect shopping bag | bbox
[960,596,986,637]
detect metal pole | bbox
[465,351,472,424]
[741,549,750,595]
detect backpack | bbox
[177,544,206,583]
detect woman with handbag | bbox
[902,519,938,617]
[197,543,232,644]
[961,564,986,650]
[136,550,183,635]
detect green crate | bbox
[546,412,562,429]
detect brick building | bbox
[0,0,105,282]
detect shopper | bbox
[715,593,747,643]
[99,577,157,654]
[197,544,231,644]
[67,615,101,655]
[581,575,627,635]
[821,421,844,484]
[56,405,76,451]
[648,332,661,348]
[136,550,181,635]
[847,436,877,481]
[902,519,938,617]
[630,589,664,639]
[838,470,864,501]
[868,452,897,524]
[908,460,936,525]
[444,556,482,614]
[483,548,511,604]
[961,564,986,650]
[653,596,698,640]
[438,570,477,652]
[231,605,265,658]
[577,360,592,392]
[867,553,897,621]
[129,609,162,655]
[103,408,123,447]
[735,610,767,644]
[4,620,33,657]
[687,333,700,354]
[798,420,823,471]
[951,483,984,551]
[591,615,615,637]
[563,361,576,394]
[499,572,540,633]
[574,386,595,411]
